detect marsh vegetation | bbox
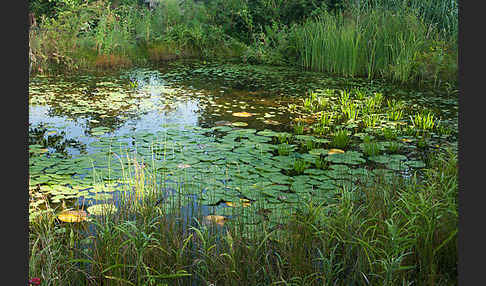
[29,1,458,285]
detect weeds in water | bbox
[300,139,315,151]
[293,159,308,174]
[314,156,328,169]
[331,129,351,149]
[411,111,437,130]
[277,133,292,144]
[293,122,305,135]
[319,112,333,126]
[363,113,380,128]
[312,123,328,135]
[362,141,382,157]
[341,102,360,121]
[29,148,458,285]
[388,109,404,121]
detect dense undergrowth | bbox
[28,147,457,285]
[28,0,457,87]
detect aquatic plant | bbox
[331,129,351,149]
[277,143,292,156]
[293,122,305,135]
[312,123,328,136]
[363,114,380,128]
[411,111,437,130]
[314,156,328,169]
[361,141,382,157]
[341,102,359,121]
[387,109,404,121]
[277,132,292,144]
[293,158,308,174]
[319,112,333,126]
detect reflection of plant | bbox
[385,141,401,153]
[383,127,397,140]
[331,129,351,149]
[277,143,292,156]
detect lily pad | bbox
[328,148,345,155]
[232,112,253,117]
[57,210,88,223]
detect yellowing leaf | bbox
[232,112,253,117]
[231,122,248,127]
[225,198,251,207]
[57,210,88,223]
[203,215,227,226]
[328,148,345,155]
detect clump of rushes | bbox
[293,158,308,174]
[320,112,333,126]
[339,90,351,106]
[312,123,328,135]
[361,136,382,156]
[354,88,367,100]
[277,133,292,144]
[411,111,437,130]
[436,121,453,136]
[315,156,328,169]
[293,122,305,135]
[300,139,315,151]
[363,114,380,128]
[341,102,359,121]
[331,129,351,149]
[303,90,328,112]
[387,99,405,121]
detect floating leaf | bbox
[57,210,88,223]
[328,148,345,155]
[203,215,227,226]
[231,122,248,127]
[232,112,253,117]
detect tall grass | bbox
[29,141,457,285]
[292,8,446,84]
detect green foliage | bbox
[411,111,437,130]
[331,129,350,149]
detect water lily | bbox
[28,277,41,285]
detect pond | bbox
[28,59,458,227]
